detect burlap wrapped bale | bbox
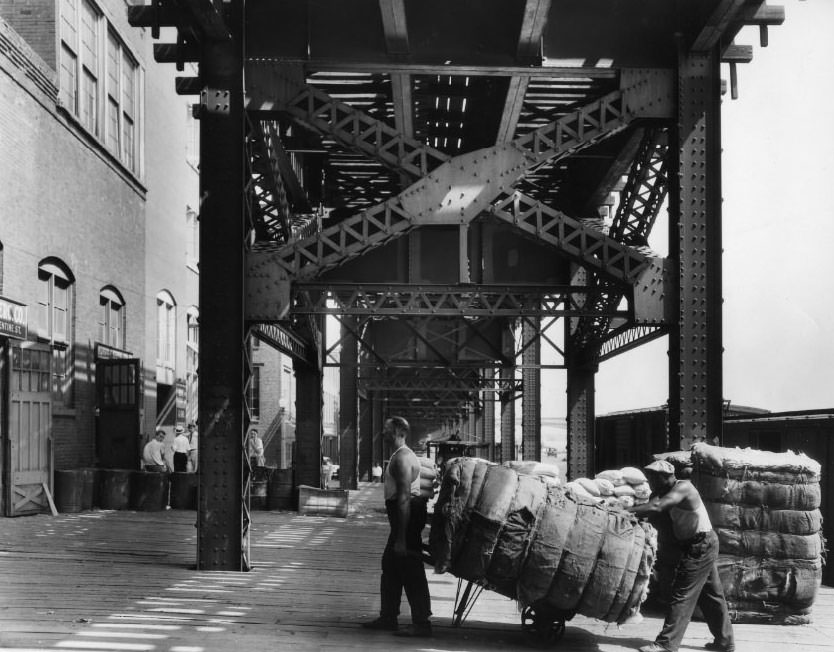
[705,503,822,535]
[717,555,822,613]
[688,444,825,624]
[696,473,821,510]
[430,457,656,624]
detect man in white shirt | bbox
[172,425,190,472]
[187,422,199,472]
[142,429,166,472]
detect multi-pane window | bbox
[98,287,125,349]
[248,365,261,421]
[156,291,176,368]
[59,0,141,174]
[186,309,199,423]
[186,207,199,265]
[37,260,74,405]
[37,262,72,344]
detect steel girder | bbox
[245,71,673,321]
[568,128,672,361]
[670,49,724,449]
[359,374,521,395]
[292,283,628,318]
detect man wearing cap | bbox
[629,459,734,652]
[171,425,190,473]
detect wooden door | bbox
[96,358,141,469]
[7,342,52,516]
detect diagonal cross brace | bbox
[490,191,653,284]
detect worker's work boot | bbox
[705,639,735,652]
[361,617,398,631]
[639,644,671,652]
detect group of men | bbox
[142,422,199,473]
[362,415,735,652]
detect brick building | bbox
[0,1,198,515]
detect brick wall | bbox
[1,19,145,471]
[0,1,56,68]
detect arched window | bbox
[98,286,125,349]
[38,258,75,405]
[37,259,74,344]
[156,290,176,371]
[186,308,199,423]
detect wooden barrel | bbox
[269,468,295,510]
[170,472,198,509]
[99,469,133,510]
[55,469,85,513]
[251,467,272,510]
[129,471,170,511]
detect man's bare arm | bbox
[629,482,687,516]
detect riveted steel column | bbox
[670,46,723,449]
[294,353,323,489]
[197,0,245,571]
[359,390,372,481]
[566,365,596,480]
[500,323,516,463]
[521,319,541,461]
[339,317,358,489]
[483,367,496,461]
[565,265,595,480]
[372,390,384,466]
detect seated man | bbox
[142,429,167,472]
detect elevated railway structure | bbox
[127,0,785,570]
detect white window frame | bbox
[98,287,125,349]
[58,0,142,175]
[37,260,74,405]
[156,291,176,379]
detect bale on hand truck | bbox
[427,457,657,647]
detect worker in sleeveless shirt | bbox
[630,459,734,652]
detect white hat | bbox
[175,425,185,434]
[644,460,675,475]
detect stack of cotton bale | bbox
[561,467,652,510]
[690,442,824,624]
[429,457,657,624]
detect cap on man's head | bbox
[175,425,185,433]
[644,460,675,475]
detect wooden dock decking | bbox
[0,482,831,652]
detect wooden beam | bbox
[297,60,619,79]
[378,0,409,54]
[722,43,754,64]
[391,73,413,137]
[740,3,785,26]
[496,0,551,143]
[496,76,529,143]
[517,0,551,61]
[692,0,747,51]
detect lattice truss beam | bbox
[245,70,674,321]
[293,283,628,318]
[570,127,672,360]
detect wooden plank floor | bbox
[0,482,831,652]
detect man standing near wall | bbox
[362,416,432,637]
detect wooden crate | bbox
[297,485,349,517]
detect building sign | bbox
[0,296,27,340]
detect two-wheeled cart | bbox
[423,544,575,648]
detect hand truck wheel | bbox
[520,606,566,647]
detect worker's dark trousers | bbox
[656,530,734,651]
[379,497,432,624]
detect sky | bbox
[544,0,834,418]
